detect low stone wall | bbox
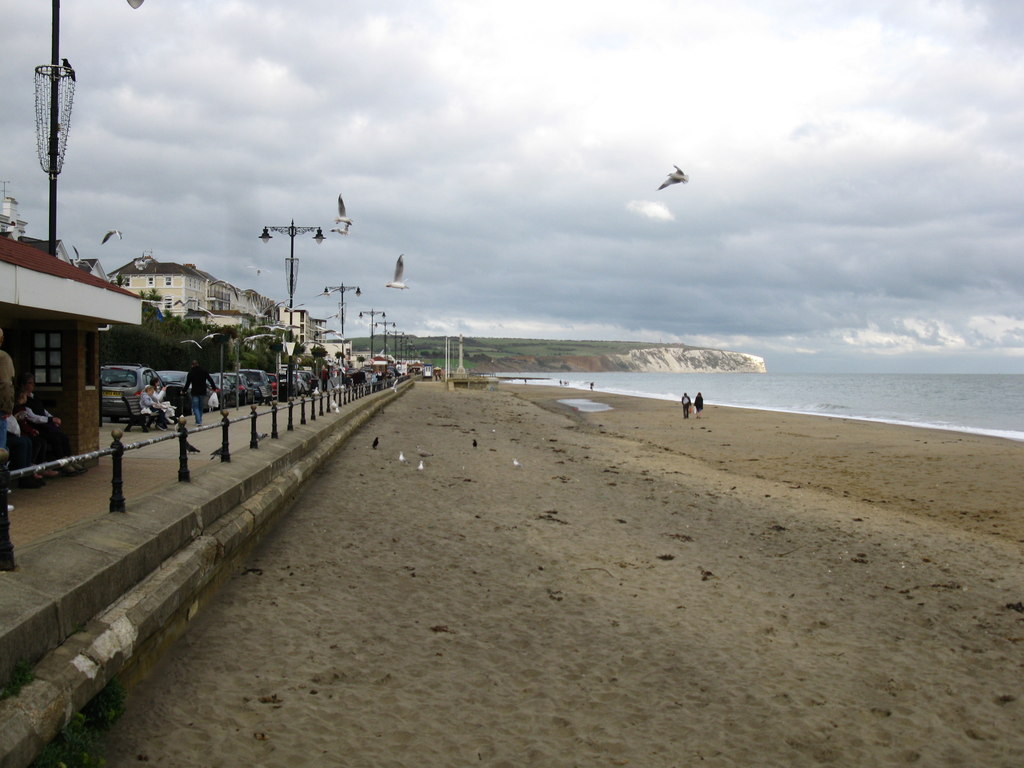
[0,380,412,768]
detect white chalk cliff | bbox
[614,347,766,373]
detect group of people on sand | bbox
[681,391,704,419]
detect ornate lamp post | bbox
[320,284,361,336]
[376,320,396,360]
[259,220,325,399]
[359,309,385,357]
[36,1,145,256]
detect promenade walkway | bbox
[8,417,241,549]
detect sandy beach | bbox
[103,382,1024,767]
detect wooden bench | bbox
[122,394,151,432]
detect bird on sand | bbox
[472,439,477,448]
[386,254,408,290]
[101,229,123,244]
[399,451,407,463]
[417,460,425,471]
[372,436,379,449]
[417,445,432,457]
[513,458,523,468]
[334,194,353,233]
[657,166,689,190]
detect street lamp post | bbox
[259,221,325,400]
[36,1,144,256]
[376,320,396,360]
[359,309,385,358]
[320,284,361,336]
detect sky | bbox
[2,0,1023,373]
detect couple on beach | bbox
[681,391,703,418]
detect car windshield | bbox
[101,369,138,387]
[158,371,186,385]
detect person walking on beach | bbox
[184,360,218,426]
[694,392,704,418]
[681,392,692,418]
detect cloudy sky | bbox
[3,0,1023,373]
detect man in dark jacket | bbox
[184,360,218,426]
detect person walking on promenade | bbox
[694,392,704,418]
[681,392,692,419]
[0,328,14,453]
[184,360,218,426]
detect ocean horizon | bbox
[498,371,1024,443]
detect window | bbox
[147,276,155,286]
[32,331,62,385]
[164,276,172,286]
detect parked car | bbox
[210,372,244,408]
[237,369,274,404]
[296,370,316,395]
[156,369,189,417]
[100,364,162,421]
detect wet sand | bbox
[103,382,1024,767]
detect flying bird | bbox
[657,165,689,190]
[245,265,263,276]
[101,230,123,244]
[179,339,203,348]
[386,254,408,290]
[334,194,353,233]
[330,227,349,236]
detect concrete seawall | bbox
[0,380,412,768]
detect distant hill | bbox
[351,337,766,373]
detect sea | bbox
[497,371,1024,443]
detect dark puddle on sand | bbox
[558,399,613,413]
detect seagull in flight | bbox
[245,265,263,276]
[657,166,689,190]
[101,229,123,244]
[334,193,353,233]
[179,339,203,348]
[386,254,408,290]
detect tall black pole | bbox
[48,0,60,256]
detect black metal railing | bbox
[0,376,408,570]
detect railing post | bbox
[287,398,294,431]
[177,417,191,482]
[300,395,307,425]
[271,400,279,439]
[109,430,126,513]
[250,404,259,449]
[319,389,325,416]
[219,410,231,462]
[309,392,316,422]
[0,450,14,571]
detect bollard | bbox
[109,429,126,513]
[309,392,316,422]
[250,404,259,449]
[177,417,191,482]
[219,410,231,462]
[300,395,307,425]
[271,400,279,439]
[319,389,325,416]
[0,449,14,571]
[287,398,295,431]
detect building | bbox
[0,234,140,454]
[108,256,277,328]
